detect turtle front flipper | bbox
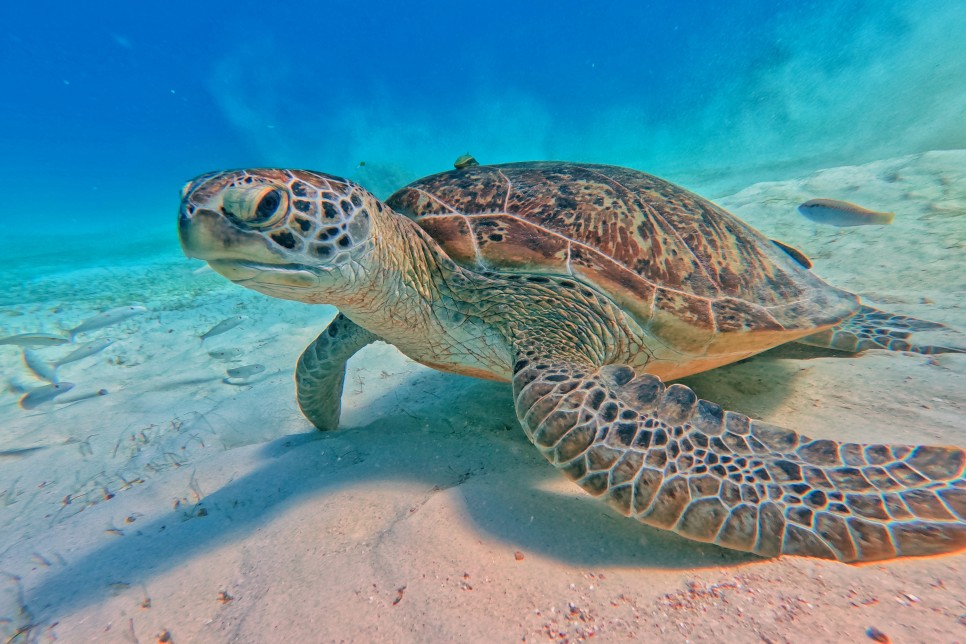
[797,304,964,355]
[296,313,379,430]
[511,350,966,562]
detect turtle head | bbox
[179,169,380,303]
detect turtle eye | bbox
[255,189,283,223]
[222,185,289,229]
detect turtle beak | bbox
[178,206,282,265]
[178,202,320,291]
[178,205,201,258]
[178,206,217,260]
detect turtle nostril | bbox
[178,202,197,225]
[178,209,194,235]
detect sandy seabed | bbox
[1,151,964,643]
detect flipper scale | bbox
[512,352,966,562]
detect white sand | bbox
[1,151,963,642]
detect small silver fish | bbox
[200,315,246,343]
[207,347,243,361]
[798,199,895,227]
[68,306,147,342]
[225,363,265,379]
[23,349,59,383]
[0,333,70,347]
[54,338,114,367]
[20,382,75,409]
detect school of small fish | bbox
[2,303,263,412]
[199,316,265,383]
[0,307,148,409]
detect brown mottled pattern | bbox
[387,162,859,336]
[414,216,478,266]
[469,214,570,270]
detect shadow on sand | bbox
[20,355,813,620]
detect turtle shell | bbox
[385,162,858,355]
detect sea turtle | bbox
[178,162,966,562]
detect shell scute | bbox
[712,298,784,333]
[416,216,477,266]
[654,288,714,330]
[469,215,569,271]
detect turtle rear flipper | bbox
[511,348,966,562]
[797,305,964,355]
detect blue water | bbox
[3,0,966,247]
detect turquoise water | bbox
[3,1,966,238]
[2,2,966,638]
